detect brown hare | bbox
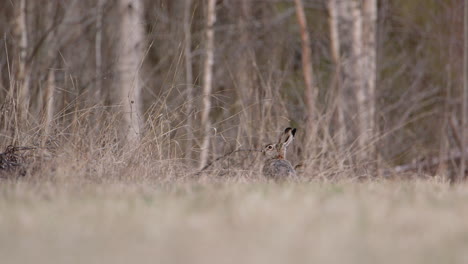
[262,127,297,180]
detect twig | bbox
[382,148,468,177]
[194,149,260,176]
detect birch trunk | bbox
[184,0,194,161]
[342,0,378,165]
[351,0,367,161]
[43,0,57,143]
[328,0,346,166]
[335,0,355,148]
[44,70,55,142]
[13,0,30,124]
[236,0,255,147]
[361,0,377,163]
[94,0,105,106]
[118,0,144,144]
[199,0,216,170]
[294,0,317,140]
[330,0,377,165]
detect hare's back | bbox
[263,159,296,179]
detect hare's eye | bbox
[267,145,273,150]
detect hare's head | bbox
[262,143,279,159]
[261,127,297,159]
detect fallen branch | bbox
[388,148,468,175]
[195,149,260,176]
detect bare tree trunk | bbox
[328,0,346,168]
[44,69,55,140]
[235,0,255,150]
[460,0,468,181]
[199,0,216,170]
[13,0,30,126]
[117,0,144,144]
[346,0,378,165]
[331,0,377,167]
[328,0,340,66]
[334,0,355,150]
[94,0,105,106]
[328,0,344,145]
[184,0,194,161]
[361,0,377,164]
[438,57,452,178]
[350,0,366,160]
[294,0,317,141]
[43,1,57,145]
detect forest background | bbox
[0,0,466,181]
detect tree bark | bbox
[294,0,317,140]
[13,0,30,125]
[329,0,377,166]
[184,0,194,161]
[328,0,340,66]
[94,0,105,106]
[328,0,345,145]
[334,0,355,148]
[43,0,57,144]
[350,0,367,161]
[361,0,377,163]
[44,69,55,141]
[460,0,468,181]
[118,0,144,144]
[235,0,255,148]
[328,0,347,168]
[199,0,216,170]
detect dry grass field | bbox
[1,176,468,264]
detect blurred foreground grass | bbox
[1,179,468,264]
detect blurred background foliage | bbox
[0,0,465,178]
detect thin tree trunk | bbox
[328,0,340,65]
[334,0,377,166]
[334,0,355,149]
[362,0,377,164]
[328,0,343,141]
[438,58,452,178]
[184,0,194,161]
[236,0,255,151]
[43,0,56,145]
[328,0,346,167]
[460,0,468,181]
[350,0,366,161]
[95,0,105,105]
[118,0,144,144]
[14,0,30,125]
[44,70,55,142]
[199,0,216,170]
[294,0,317,140]
[350,0,377,165]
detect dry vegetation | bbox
[2,178,468,264]
[0,126,466,263]
[0,118,465,263]
[0,0,468,263]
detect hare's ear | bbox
[277,127,297,148]
[290,128,297,137]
